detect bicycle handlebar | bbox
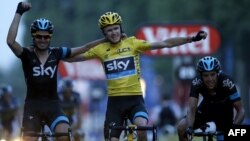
[109,125,157,131]
[192,131,224,137]
[108,124,157,141]
[23,131,70,137]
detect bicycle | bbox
[191,131,224,141]
[20,120,73,141]
[108,117,158,141]
[187,123,224,141]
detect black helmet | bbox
[196,56,221,73]
[30,18,54,35]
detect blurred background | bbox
[1,0,250,140]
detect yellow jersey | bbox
[82,36,151,96]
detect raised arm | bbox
[6,2,31,56]
[150,31,207,50]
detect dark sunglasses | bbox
[34,34,52,40]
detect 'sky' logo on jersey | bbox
[223,79,234,89]
[104,56,136,79]
[33,65,57,78]
[192,78,202,86]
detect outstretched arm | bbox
[63,38,106,62]
[6,2,31,56]
[150,31,207,50]
[70,38,106,57]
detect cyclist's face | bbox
[33,31,52,50]
[103,25,121,44]
[201,71,218,90]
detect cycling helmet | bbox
[196,56,221,73]
[98,12,122,29]
[30,18,54,35]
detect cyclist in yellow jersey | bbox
[67,12,207,141]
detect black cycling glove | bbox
[16,2,30,15]
[191,31,206,42]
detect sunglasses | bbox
[34,34,52,40]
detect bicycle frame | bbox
[191,131,224,141]
[22,131,73,141]
[108,124,158,141]
[21,122,73,141]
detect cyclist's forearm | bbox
[234,110,245,124]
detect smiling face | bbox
[201,71,218,90]
[102,24,122,44]
[33,31,52,50]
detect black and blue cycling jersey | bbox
[18,46,71,132]
[190,72,241,131]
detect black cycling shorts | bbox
[104,95,148,139]
[22,99,70,132]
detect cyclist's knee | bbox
[133,117,147,126]
[54,123,71,141]
[54,122,70,132]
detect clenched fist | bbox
[191,31,207,42]
[16,2,31,15]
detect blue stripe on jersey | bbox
[229,92,240,100]
[133,111,149,121]
[107,69,136,80]
[61,47,69,59]
[50,116,69,131]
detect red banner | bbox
[58,59,106,80]
[135,24,221,56]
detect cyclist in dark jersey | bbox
[67,12,208,141]
[6,2,104,141]
[0,84,20,141]
[177,56,245,141]
[58,78,84,141]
